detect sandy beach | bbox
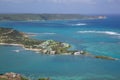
[0,43,41,53]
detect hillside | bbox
[0,27,71,54]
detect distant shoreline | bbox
[0,18,106,22]
[0,14,106,21]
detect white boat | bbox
[13,50,20,53]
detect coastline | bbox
[0,43,119,60]
[0,43,41,53]
[0,43,71,55]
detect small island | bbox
[0,27,117,60]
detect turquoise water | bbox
[0,15,120,80]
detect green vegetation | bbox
[0,27,27,43]
[0,27,43,45]
[38,78,50,80]
[95,56,117,60]
[0,78,7,80]
[21,76,29,80]
[0,14,99,21]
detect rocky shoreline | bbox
[0,72,50,80]
[0,72,28,80]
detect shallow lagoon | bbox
[0,16,120,80]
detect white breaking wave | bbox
[77,31,120,36]
[71,23,87,26]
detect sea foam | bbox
[71,23,87,26]
[77,31,120,36]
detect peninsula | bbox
[0,27,117,60]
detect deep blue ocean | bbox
[0,15,120,80]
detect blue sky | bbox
[0,0,120,14]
